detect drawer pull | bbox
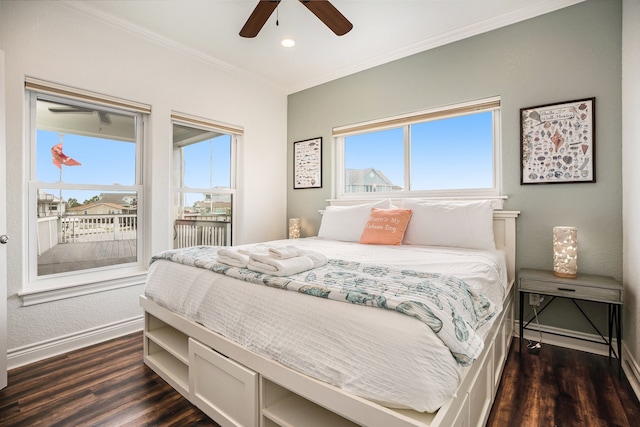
[557,287,576,292]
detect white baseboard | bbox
[622,342,640,399]
[515,320,619,357]
[7,315,143,370]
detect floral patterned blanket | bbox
[150,246,497,365]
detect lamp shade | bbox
[553,226,577,278]
[289,218,301,239]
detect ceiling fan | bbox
[48,106,112,125]
[240,0,353,38]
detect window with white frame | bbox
[171,112,240,249]
[25,78,149,297]
[334,98,501,198]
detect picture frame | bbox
[293,137,322,189]
[520,97,595,184]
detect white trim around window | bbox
[22,80,150,304]
[333,97,502,200]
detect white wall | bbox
[622,0,640,385]
[0,1,287,354]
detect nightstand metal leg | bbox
[619,305,623,376]
[613,304,622,378]
[608,304,613,360]
[607,303,623,378]
[519,291,525,353]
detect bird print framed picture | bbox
[520,97,595,184]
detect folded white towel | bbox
[247,251,328,276]
[303,250,328,268]
[248,253,314,276]
[238,244,270,256]
[268,245,303,259]
[217,248,250,268]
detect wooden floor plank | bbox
[2,332,640,426]
[487,342,640,427]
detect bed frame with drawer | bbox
[140,209,519,427]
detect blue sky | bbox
[38,112,490,204]
[345,112,493,190]
[181,135,231,189]
[37,130,136,204]
[37,129,231,205]
[180,135,232,209]
[37,131,136,186]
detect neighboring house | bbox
[186,192,232,219]
[37,191,136,218]
[37,189,65,217]
[192,200,231,216]
[96,193,137,214]
[345,168,403,193]
[67,202,127,216]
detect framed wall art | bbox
[520,97,595,184]
[293,137,322,189]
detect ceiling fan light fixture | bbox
[281,38,295,47]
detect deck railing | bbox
[37,214,231,256]
[174,218,231,248]
[37,214,138,255]
[61,214,137,243]
[37,216,59,255]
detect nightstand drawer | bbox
[520,279,622,303]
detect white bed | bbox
[141,200,518,427]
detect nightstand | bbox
[518,268,623,372]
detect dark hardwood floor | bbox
[1,332,639,426]
[0,332,218,427]
[487,342,640,427]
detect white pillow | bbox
[401,199,495,250]
[318,199,392,242]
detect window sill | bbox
[19,271,147,306]
[327,195,507,209]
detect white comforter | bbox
[144,237,508,412]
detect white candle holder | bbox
[553,226,577,278]
[289,218,301,239]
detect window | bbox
[334,98,501,198]
[25,78,149,298]
[171,112,240,248]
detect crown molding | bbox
[54,1,283,92]
[287,0,586,94]
[54,0,586,95]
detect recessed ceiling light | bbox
[281,38,295,48]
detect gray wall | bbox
[287,0,622,333]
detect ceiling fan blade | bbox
[299,0,353,36]
[239,0,280,38]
